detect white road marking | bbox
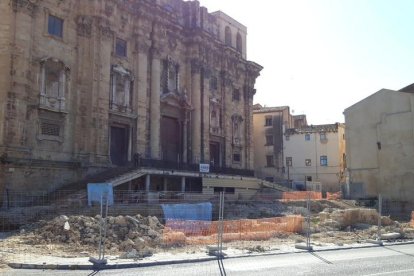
[363,268,414,276]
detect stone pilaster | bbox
[136,39,150,156]
[191,59,201,163]
[150,52,161,159]
[202,68,210,162]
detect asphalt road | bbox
[3,243,414,276]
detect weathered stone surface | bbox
[0,0,262,198]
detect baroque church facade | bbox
[0,0,262,195]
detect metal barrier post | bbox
[295,192,313,251]
[218,191,224,259]
[89,193,109,266]
[306,192,311,250]
[377,194,382,241]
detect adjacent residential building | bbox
[284,123,346,192]
[0,0,262,202]
[252,105,293,182]
[343,84,414,201]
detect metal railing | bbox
[139,158,255,176]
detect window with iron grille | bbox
[41,122,60,136]
[305,159,311,166]
[233,153,241,162]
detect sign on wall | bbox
[199,163,210,173]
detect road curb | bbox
[7,240,414,270]
[8,256,218,270]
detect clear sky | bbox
[198,0,414,124]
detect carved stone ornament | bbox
[105,1,115,17]
[100,25,114,39]
[135,40,151,53]
[12,0,38,14]
[168,33,178,51]
[76,16,93,37]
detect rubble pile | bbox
[317,208,395,231]
[25,214,164,257]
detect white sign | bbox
[199,163,210,173]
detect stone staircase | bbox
[259,179,293,192]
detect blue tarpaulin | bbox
[161,202,212,221]
[87,183,114,206]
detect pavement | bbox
[6,240,414,271]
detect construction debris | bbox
[22,214,163,257]
[318,208,394,230]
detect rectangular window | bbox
[266,155,274,167]
[320,132,327,141]
[48,15,63,38]
[305,159,311,166]
[116,38,127,57]
[265,116,272,126]
[214,187,235,194]
[233,153,241,162]
[232,89,240,101]
[306,176,312,182]
[40,122,60,136]
[265,135,273,145]
[320,155,328,166]
[286,157,292,167]
[305,133,310,141]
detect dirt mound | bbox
[23,214,163,256]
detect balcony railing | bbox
[138,158,254,177]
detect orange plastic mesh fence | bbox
[163,215,304,245]
[281,191,322,201]
[326,192,342,200]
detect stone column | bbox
[150,54,161,159]
[182,115,188,163]
[163,177,168,192]
[145,174,150,192]
[191,60,201,163]
[202,69,210,162]
[181,176,186,192]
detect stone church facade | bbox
[0,0,262,196]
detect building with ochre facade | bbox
[0,0,262,201]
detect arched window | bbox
[225,26,232,46]
[236,33,242,53]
